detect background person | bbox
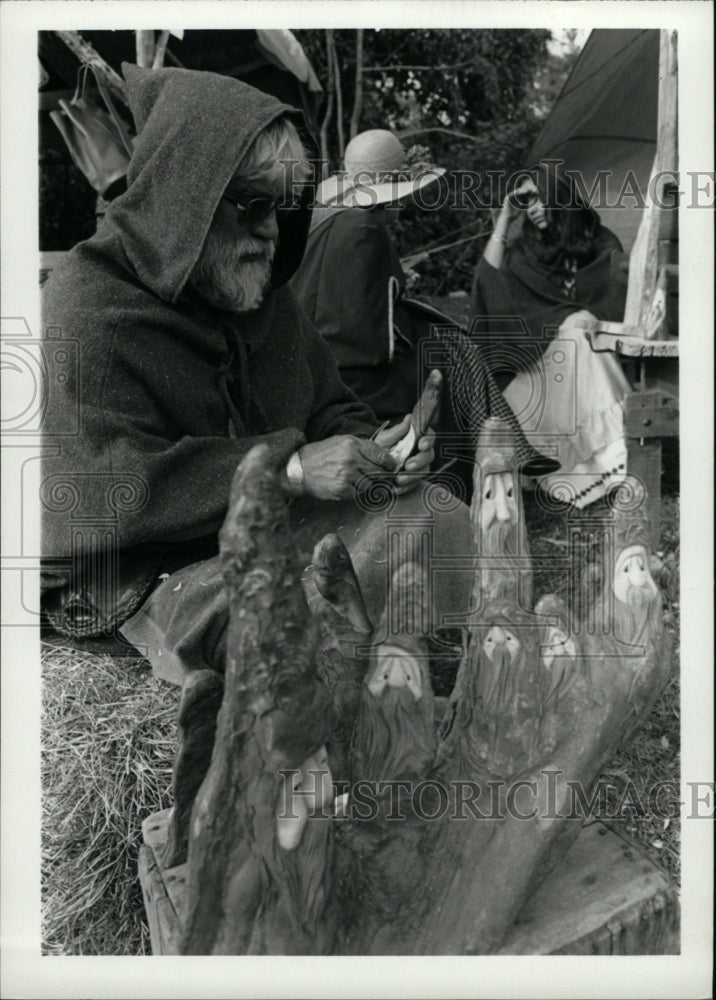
[292,130,559,498]
[470,161,631,506]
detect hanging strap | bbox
[76,62,134,157]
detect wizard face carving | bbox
[367,644,423,702]
[612,544,660,645]
[479,472,519,554]
[480,472,519,528]
[540,626,577,671]
[482,624,520,665]
[477,623,522,713]
[613,546,657,605]
[274,745,334,939]
[355,648,435,784]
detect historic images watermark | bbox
[277,771,713,824]
[278,158,714,212]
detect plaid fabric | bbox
[431,324,551,468]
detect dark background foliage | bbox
[39,28,581,294]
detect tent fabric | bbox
[527,30,663,253]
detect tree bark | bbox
[319,30,336,177]
[330,33,345,162]
[135,30,156,69]
[152,30,171,70]
[349,30,364,140]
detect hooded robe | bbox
[41,64,377,633]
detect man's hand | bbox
[375,416,436,494]
[298,435,397,501]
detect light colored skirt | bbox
[503,310,631,508]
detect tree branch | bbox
[397,126,483,144]
[136,30,155,69]
[53,30,128,104]
[331,35,345,160]
[349,29,364,140]
[152,30,171,70]
[319,30,336,177]
[362,60,480,73]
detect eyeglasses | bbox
[511,187,541,209]
[222,190,282,229]
[223,191,302,229]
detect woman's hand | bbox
[505,178,548,229]
[486,177,546,268]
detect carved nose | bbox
[629,564,648,588]
[387,659,410,688]
[493,481,511,523]
[489,626,507,645]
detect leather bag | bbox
[50,63,134,197]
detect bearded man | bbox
[40,65,474,684]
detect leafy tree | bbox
[296,29,554,293]
[41,29,576,296]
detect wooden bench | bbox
[139,806,679,955]
[578,318,679,550]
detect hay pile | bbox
[41,648,180,955]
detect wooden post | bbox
[623,29,678,334]
[136,30,156,69]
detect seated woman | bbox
[292,129,558,495]
[471,161,632,507]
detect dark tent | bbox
[527,29,675,255]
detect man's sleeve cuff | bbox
[285,450,305,496]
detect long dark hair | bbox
[516,162,601,268]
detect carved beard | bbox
[483,519,518,557]
[354,682,435,785]
[614,585,660,646]
[278,813,332,937]
[190,219,276,313]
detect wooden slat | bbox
[625,389,679,438]
[138,843,182,956]
[142,810,189,920]
[583,328,679,358]
[501,823,679,955]
[139,807,679,955]
[626,439,663,551]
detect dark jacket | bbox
[41,65,376,629]
[291,206,422,418]
[470,224,628,377]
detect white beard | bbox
[190,220,276,313]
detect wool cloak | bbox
[41,64,376,627]
[470,224,628,378]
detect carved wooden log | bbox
[179,445,334,954]
[162,669,224,868]
[175,438,673,955]
[305,533,373,787]
[468,415,533,611]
